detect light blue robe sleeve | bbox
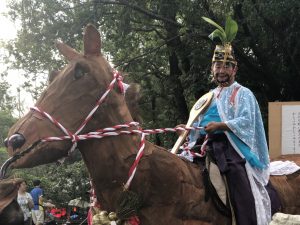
[221,87,270,168]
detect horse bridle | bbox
[0,70,127,179]
[0,68,201,188]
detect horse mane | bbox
[125,83,142,123]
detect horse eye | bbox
[74,67,86,79]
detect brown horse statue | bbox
[0,178,24,225]
[3,24,300,225]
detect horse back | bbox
[270,154,300,214]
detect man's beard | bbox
[215,73,231,86]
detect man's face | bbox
[211,61,237,87]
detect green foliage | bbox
[8,158,89,207]
[0,147,89,207]
[0,147,9,165]
[0,79,16,146]
[0,80,15,113]
[0,111,16,146]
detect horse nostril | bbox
[8,133,26,150]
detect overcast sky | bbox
[0,1,34,114]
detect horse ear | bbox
[55,41,81,61]
[48,70,60,84]
[84,24,101,56]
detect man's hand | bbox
[175,124,186,136]
[44,202,56,208]
[204,122,230,133]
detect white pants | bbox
[32,210,44,225]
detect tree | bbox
[0,148,90,207]
[0,79,16,146]
[0,79,15,112]
[0,147,10,165]
[0,111,16,146]
[4,0,300,147]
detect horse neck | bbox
[79,100,142,190]
[79,129,141,208]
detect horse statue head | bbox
[5,24,139,168]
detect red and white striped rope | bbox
[91,121,139,133]
[39,122,140,142]
[125,132,146,189]
[31,70,124,153]
[181,135,209,158]
[29,69,205,190]
[38,126,204,142]
[76,70,124,134]
[89,180,100,208]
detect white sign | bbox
[281,105,300,154]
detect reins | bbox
[0,140,41,179]
[31,70,126,154]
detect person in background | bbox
[30,179,44,225]
[44,199,58,225]
[30,179,56,225]
[17,179,34,225]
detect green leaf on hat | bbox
[202,17,225,34]
[225,16,238,43]
[202,16,238,45]
[208,29,226,43]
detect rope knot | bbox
[71,134,79,143]
[114,70,125,95]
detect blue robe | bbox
[192,100,265,169]
[190,82,271,225]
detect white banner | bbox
[281,105,300,154]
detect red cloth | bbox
[50,208,67,218]
[87,208,92,225]
[128,216,140,225]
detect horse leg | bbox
[265,181,282,215]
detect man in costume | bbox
[187,17,271,225]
